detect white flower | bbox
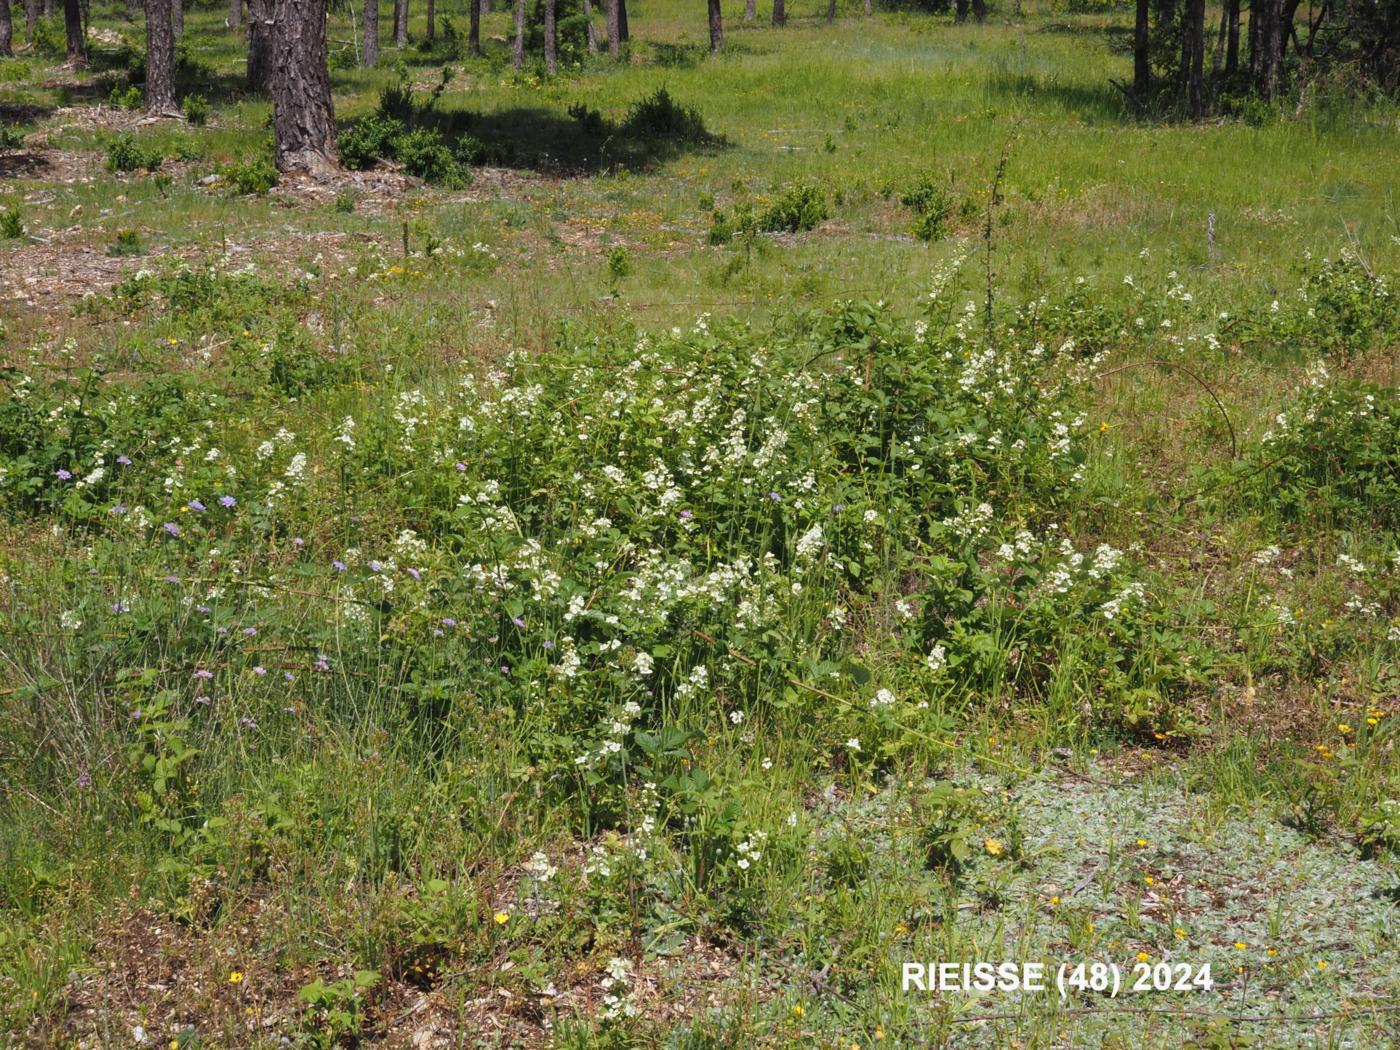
[926,643,947,673]
[846,738,861,752]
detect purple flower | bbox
[197,604,211,614]
[194,669,214,680]
[111,601,129,613]
[242,627,257,636]
[441,617,457,627]
[241,717,258,730]
[369,560,384,573]
[406,567,421,581]
[110,504,128,515]
[219,495,237,508]
[77,768,93,789]
[511,616,526,629]
[543,639,555,650]
[194,694,210,704]
[116,455,132,466]
[679,509,693,520]
[455,461,467,472]
[164,575,180,585]
[333,560,347,572]
[432,629,444,637]
[283,672,295,682]
[292,537,304,547]
[833,503,846,512]
[252,665,267,676]
[187,500,206,512]
[163,522,181,537]
[313,655,331,672]
[55,469,73,481]
[768,491,783,502]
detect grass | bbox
[1,0,1399,1046]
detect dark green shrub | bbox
[107,229,145,257]
[396,128,469,187]
[0,208,22,239]
[339,115,406,170]
[106,134,164,173]
[181,94,209,126]
[621,88,709,142]
[0,125,25,151]
[901,172,955,241]
[221,153,279,195]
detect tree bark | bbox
[62,0,84,66]
[0,0,12,57]
[863,0,871,14]
[26,0,37,38]
[228,0,240,26]
[1133,0,1149,98]
[42,0,49,18]
[618,0,627,40]
[954,0,968,22]
[126,0,139,20]
[362,0,377,64]
[511,0,523,67]
[1178,0,1205,115]
[606,0,619,54]
[270,0,337,174]
[971,0,986,22]
[710,0,723,49]
[468,0,480,55]
[1225,0,1240,75]
[581,0,596,51]
[144,0,178,114]
[743,0,753,19]
[1254,0,1284,98]
[426,0,434,38]
[247,0,272,88]
[771,0,783,26]
[172,0,182,37]
[393,0,407,45]
[544,0,555,70]
[826,0,835,23]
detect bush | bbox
[0,125,25,151]
[901,172,955,242]
[0,208,22,239]
[621,87,709,142]
[758,182,829,233]
[181,94,209,127]
[106,134,164,174]
[339,115,407,170]
[108,85,144,111]
[396,127,469,188]
[221,153,279,195]
[107,230,145,257]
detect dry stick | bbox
[1096,358,1238,459]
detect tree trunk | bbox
[1225,0,1240,75]
[362,0,377,64]
[26,0,38,38]
[172,0,182,37]
[954,0,968,22]
[144,0,178,114]
[468,0,480,55]
[42,0,49,18]
[618,0,627,40]
[1178,0,1204,115]
[1255,0,1284,98]
[126,0,139,20]
[743,0,753,19]
[247,0,272,88]
[710,0,723,49]
[270,0,337,173]
[971,0,985,22]
[771,0,783,26]
[511,0,523,67]
[581,0,596,51]
[1133,0,1149,98]
[228,0,240,26]
[0,0,12,57]
[863,0,871,14]
[606,0,619,54]
[1209,0,1228,98]
[393,0,407,45]
[62,0,84,66]
[826,0,834,23]
[426,0,434,38]
[543,0,555,70]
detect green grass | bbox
[1,0,1399,1046]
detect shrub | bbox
[181,94,209,126]
[107,229,145,257]
[108,84,144,111]
[758,182,828,233]
[0,125,25,151]
[621,87,709,142]
[221,153,279,195]
[338,115,407,170]
[106,133,163,173]
[0,208,22,239]
[396,127,469,188]
[901,172,955,242]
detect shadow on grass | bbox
[984,70,1132,123]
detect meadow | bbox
[1,0,1400,1046]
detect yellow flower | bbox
[874,1027,885,1041]
[1136,951,1150,962]
[983,838,1004,857]
[1317,960,1329,970]
[1136,838,1147,847]
[893,922,908,934]
[1099,422,1111,433]
[791,1004,804,1018]
[1234,942,1246,951]
[1049,896,1060,906]
[1143,876,1154,886]
[1338,723,1352,734]
[493,911,510,925]
[1267,948,1278,957]
[1174,928,1186,939]
[229,970,244,984]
